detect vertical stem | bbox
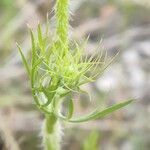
[42,0,70,149]
[43,114,61,150]
[55,0,69,53]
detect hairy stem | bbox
[43,114,61,150]
[55,0,69,52]
[42,0,70,149]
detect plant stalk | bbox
[43,114,61,150]
[42,0,70,149]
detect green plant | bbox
[17,0,133,149]
[83,131,99,150]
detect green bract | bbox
[17,23,133,122]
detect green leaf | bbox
[66,98,74,119]
[45,13,49,37]
[16,43,30,76]
[29,28,37,87]
[68,99,133,123]
[37,24,43,50]
[29,28,36,65]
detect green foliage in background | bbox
[83,131,99,150]
[1,0,12,7]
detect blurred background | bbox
[0,0,150,150]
